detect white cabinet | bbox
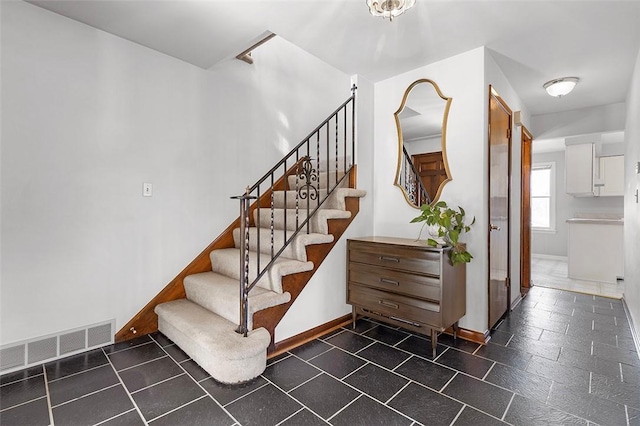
[567,218,624,283]
[597,155,624,196]
[565,143,596,196]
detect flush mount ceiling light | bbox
[366,0,416,21]
[543,77,580,97]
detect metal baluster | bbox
[232,187,254,336]
[256,185,260,274]
[270,174,275,259]
[351,85,357,170]
[344,105,347,173]
[335,114,339,185]
[326,123,330,193]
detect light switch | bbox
[143,183,153,197]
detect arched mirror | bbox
[394,79,452,208]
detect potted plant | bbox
[410,200,475,265]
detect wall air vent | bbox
[0,319,114,374]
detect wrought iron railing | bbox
[401,146,430,206]
[233,85,357,335]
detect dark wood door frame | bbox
[487,86,512,330]
[520,126,533,296]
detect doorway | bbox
[411,151,447,202]
[488,86,512,330]
[520,126,533,295]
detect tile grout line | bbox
[288,349,420,424]
[106,339,156,356]
[220,381,270,409]
[92,408,137,426]
[625,404,630,426]
[129,373,186,395]
[260,371,338,423]
[42,366,54,426]
[446,404,465,426]
[481,362,496,381]
[439,371,458,393]
[50,383,121,409]
[146,394,209,423]
[0,372,45,388]
[325,393,363,423]
[101,347,148,425]
[149,339,242,426]
[0,395,49,415]
[47,362,111,383]
[116,355,170,373]
[384,380,412,405]
[273,407,308,426]
[501,393,516,422]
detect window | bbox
[531,162,556,232]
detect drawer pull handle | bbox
[379,256,400,263]
[380,278,399,286]
[379,300,399,309]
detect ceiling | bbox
[27,0,640,117]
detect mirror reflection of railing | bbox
[401,145,430,206]
[394,79,452,208]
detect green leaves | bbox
[410,201,475,265]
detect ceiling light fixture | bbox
[543,77,580,97]
[366,0,416,21]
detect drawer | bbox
[348,240,440,276]
[348,284,441,326]
[349,262,441,302]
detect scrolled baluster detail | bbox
[296,156,319,201]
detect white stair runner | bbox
[155,172,365,384]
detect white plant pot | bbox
[427,224,446,245]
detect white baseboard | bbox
[531,253,568,262]
[622,298,640,359]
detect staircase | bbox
[116,88,366,384]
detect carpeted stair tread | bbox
[155,299,270,384]
[184,271,291,329]
[210,248,313,293]
[232,227,333,261]
[271,187,366,211]
[254,207,351,235]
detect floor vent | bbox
[0,320,114,374]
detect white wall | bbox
[531,150,624,257]
[532,102,626,140]
[485,51,531,307]
[372,47,488,333]
[0,1,354,345]
[276,75,376,341]
[623,47,640,338]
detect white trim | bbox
[531,253,568,262]
[622,298,640,361]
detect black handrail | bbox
[233,85,357,336]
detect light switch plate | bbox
[143,183,153,197]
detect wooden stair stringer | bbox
[115,160,305,342]
[253,195,360,353]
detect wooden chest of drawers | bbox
[347,236,466,356]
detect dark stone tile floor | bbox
[1,286,638,425]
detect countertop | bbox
[566,218,623,225]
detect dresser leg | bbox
[352,306,357,330]
[452,321,459,340]
[431,329,437,358]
